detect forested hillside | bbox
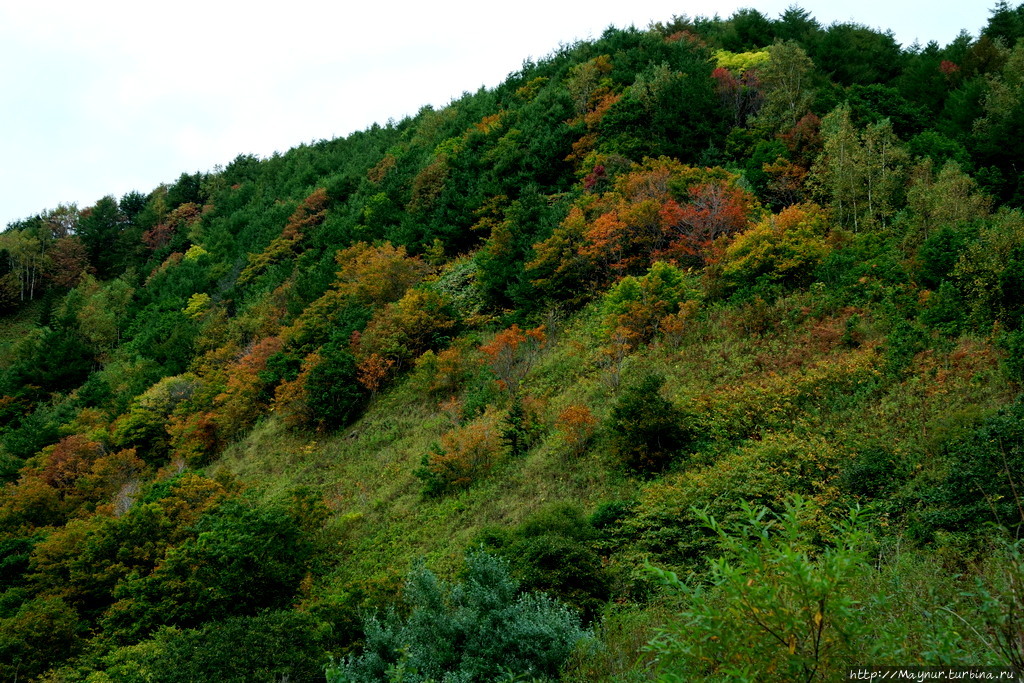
[3,4,1024,680]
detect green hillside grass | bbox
[2,4,1024,680]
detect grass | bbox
[209,285,1020,675]
[0,298,43,367]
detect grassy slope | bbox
[0,299,43,368]
[213,277,1016,674]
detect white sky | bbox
[0,0,995,227]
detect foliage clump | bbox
[330,552,589,682]
[606,372,698,474]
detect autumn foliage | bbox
[479,324,546,393]
[555,404,597,457]
[415,408,502,496]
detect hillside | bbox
[2,4,1024,680]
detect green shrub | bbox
[646,497,877,681]
[478,504,611,621]
[839,443,908,499]
[304,341,368,429]
[606,373,697,475]
[0,596,83,681]
[916,225,971,290]
[100,498,314,643]
[94,610,332,683]
[914,399,1024,540]
[331,552,589,682]
[918,280,968,336]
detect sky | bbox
[0,0,997,228]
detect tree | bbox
[973,42,1024,205]
[775,6,822,47]
[0,229,47,302]
[982,0,1024,47]
[815,23,902,86]
[607,372,696,474]
[0,596,83,680]
[237,188,329,285]
[479,324,546,393]
[44,236,93,290]
[752,40,815,135]
[101,498,314,643]
[354,289,459,370]
[77,195,125,278]
[905,160,991,244]
[95,610,331,683]
[812,105,909,230]
[294,342,367,430]
[661,182,758,259]
[717,203,832,292]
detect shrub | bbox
[646,497,877,681]
[600,261,695,345]
[479,324,546,393]
[330,552,589,682]
[479,505,611,622]
[555,404,597,457]
[415,407,502,496]
[95,610,332,683]
[839,443,908,499]
[914,399,1024,540]
[606,373,696,474]
[622,432,843,573]
[717,203,832,294]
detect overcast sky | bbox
[0,1,996,228]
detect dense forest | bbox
[2,3,1024,680]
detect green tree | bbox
[0,596,83,680]
[607,372,696,474]
[101,498,313,644]
[815,23,902,86]
[813,105,909,230]
[752,40,816,135]
[77,195,125,278]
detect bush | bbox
[0,596,83,681]
[606,373,696,475]
[100,498,314,643]
[716,203,831,294]
[414,408,502,496]
[839,443,908,499]
[478,504,611,621]
[646,497,878,681]
[95,610,332,683]
[600,261,695,345]
[914,400,1024,540]
[331,552,589,682]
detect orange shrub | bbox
[555,404,597,457]
[356,353,396,393]
[212,336,283,442]
[355,289,458,369]
[40,435,104,492]
[415,344,479,398]
[479,324,546,393]
[415,408,502,496]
